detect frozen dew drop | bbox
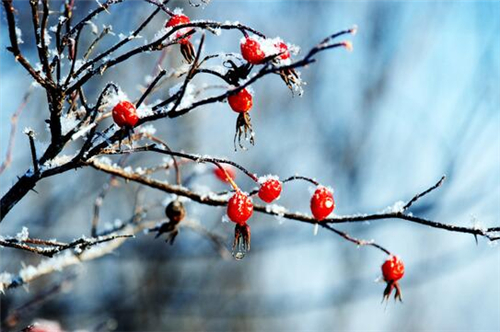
[232,248,246,260]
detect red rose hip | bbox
[382,255,405,282]
[166,14,192,44]
[240,37,266,64]
[381,255,405,302]
[227,190,253,225]
[228,88,253,113]
[310,186,335,221]
[275,41,290,60]
[112,101,139,128]
[214,165,236,183]
[258,178,282,203]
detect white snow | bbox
[96,156,113,166]
[137,103,154,118]
[136,124,157,136]
[42,155,75,169]
[15,27,23,44]
[173,7,184,15]
[169,82,197,109]
[71,123,96,140]
[381,200,405,214]
[265,204,287,217]
[258,174,280,184]
[15,227,29,241]
[0,273,13,293]
[60,113,80,135]
[102,86,128,109]
[23,127,34,135]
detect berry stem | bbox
[140,144,259,183]
[214,162,239,191]
[144,136,182,186]
[321,223,392,255]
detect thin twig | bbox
[26,130,39,174]
[0,234,134,258]
[321,223,391,255]
[0,88,32,175]
[403,176,446,211]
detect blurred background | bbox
[1,0,499,331]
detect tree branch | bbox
[87,158,499,242]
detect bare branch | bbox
[0,88,32,175]
[321,224,391,255]
[403,175,446,211]
[25,129,39,174]
[0,230,132,291]
[2,0,48,86]
[0,233,133,258]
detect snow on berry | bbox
[310,186,335,221]
[258,177,282,203]
[274,40,291,60]
[227,191,253,225]
[112,101,139,128]
[240,35,299,65]
[240,36,267,64]
[228,88,253,113]
[165,13,192,44]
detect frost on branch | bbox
[0,1,498,313]
[15,227,29,241]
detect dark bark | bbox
[1,172,40,222]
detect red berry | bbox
[227,191,253,225]
[310,186,335,221]
[228,88,253,113]
[275,41,290,60]
[258,178,282,203]
[166,14,192,45]
[112,101,139,128]
[214,165,236,183]
[382,255,405,282]
[240,37,266,64]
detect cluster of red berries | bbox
[240,36,291,65]
[213,163,335,259]
[223,174,335,226]
[113,17,404,303]
[225,37,293,114]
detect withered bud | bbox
[232,223,251,260]
[165,200,186,225]
[234,112,255,151]
[180,42,196,64]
